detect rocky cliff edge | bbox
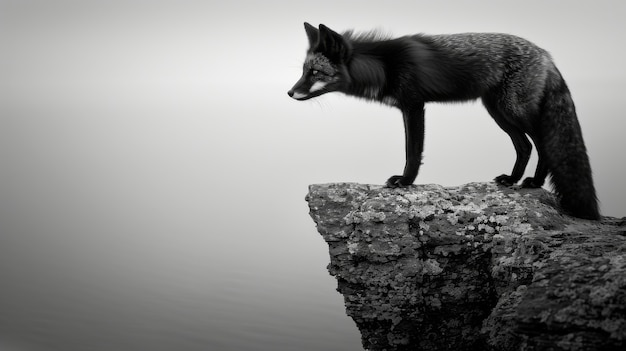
[306,182,626,351]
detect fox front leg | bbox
[386,105,425,187]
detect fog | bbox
[1,1,624,350]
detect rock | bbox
[305,182,626,351]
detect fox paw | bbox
[521,177,544,188]
[385,175,412,188]
[494,174,517,187]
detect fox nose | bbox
[287,90,294,97]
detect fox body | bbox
[288,23,599,220]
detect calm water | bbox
[0,117,363,350]
[0,106,364,350]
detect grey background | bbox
[1,1,625,350]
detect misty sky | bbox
[2,1,624,216]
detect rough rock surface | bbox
[305,182,626,351]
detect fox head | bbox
[288,23,350,100]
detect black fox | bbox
[288,23,600,220]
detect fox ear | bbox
[304,22,319,47]
[318,24,349,62]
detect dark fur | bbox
[288,23,600,220]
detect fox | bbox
[288,22,600,220]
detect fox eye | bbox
[312,69,319,75]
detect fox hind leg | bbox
[495,130,532,186]
[483,98,532,186]
[521,136,548,188]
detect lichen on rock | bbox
[306,182,626,351]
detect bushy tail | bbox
[539,68,600,220]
